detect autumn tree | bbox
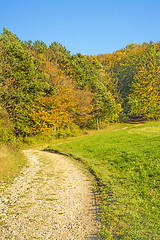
[28,74,92,134]
[128,62,160,119]
[24,53,93,134]
[96,41,160,119]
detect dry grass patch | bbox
[0,145,27,185]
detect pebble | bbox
[0,150,100,239]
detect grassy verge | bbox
[0,145,27,188]
[45,122,160,239]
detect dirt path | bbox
[0,150,100,239]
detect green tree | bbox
[46,42,72,73]
[25,40,48,54]
[70,54,120,128]
[0,28,50,136]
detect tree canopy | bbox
[96,41,160,120]
[0,28,159,138]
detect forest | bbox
[0,28,160,142]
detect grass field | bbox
[45,122,160,239]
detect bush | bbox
[56,125,80,138]
[0,107,14,144]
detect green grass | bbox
[45,122,160,239]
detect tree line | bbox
[96,42,160,121]
[0,28,159,140]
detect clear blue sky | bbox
[0,0,160,55]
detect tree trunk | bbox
[96,118,99,130]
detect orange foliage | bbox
[28,54,93,134]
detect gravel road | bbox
[0,150,100,239]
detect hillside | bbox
[1,28,160,141]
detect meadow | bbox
[45,122,160,239]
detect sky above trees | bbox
[0,0,160,55]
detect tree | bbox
[96,41,160,119]
[28,75,92,134]
[128,62,160,119]
[0,28,50,136]
[70,54,120,129]
[46,42,72,73]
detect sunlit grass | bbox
[45,121,160,239]
[0,145,27,185]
